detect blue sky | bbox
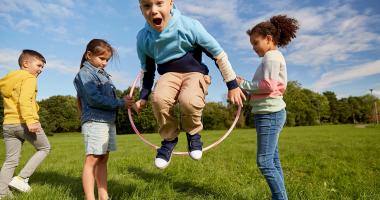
[0,0,379,101]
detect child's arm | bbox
[19,77,41,132]
[77,73,125,110]
[239,59,283,94]
[136,34,156,106]
[139,57,156,101]
[192,20,237,89]
[191,20,246,106]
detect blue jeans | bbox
[254,109,287,200]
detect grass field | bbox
[0,125,379,200]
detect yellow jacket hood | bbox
[0,70,35,98]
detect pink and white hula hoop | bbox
[128,72,241,156]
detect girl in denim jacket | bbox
[73,39,133,200]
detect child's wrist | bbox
[226,79,239,90]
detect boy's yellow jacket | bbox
[0,70,39,125]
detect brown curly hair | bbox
[247,15,299,48]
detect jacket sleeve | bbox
[139,56,156,100]
[239,59,282,94]
[77,72,125,110]
[19,77,39,125]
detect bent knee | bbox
[179,97,204,114]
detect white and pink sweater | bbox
[239,50,287,114]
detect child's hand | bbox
[123,96,135,109]
[236,76,244,85]
[132,99,147,114]
[228,87,247,107]
[27,122,42,133]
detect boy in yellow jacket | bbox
[0,49,51,198]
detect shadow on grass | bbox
[127,166,248,199]
[32,170,137,199]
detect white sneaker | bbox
[189,150,203,160]
[9,176,31,193]
[154,157,170,169]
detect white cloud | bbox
[178,0,249,49]
[314,60,380,90]
[0,13,39,32]
[177,1,380,69]
[0,49,20,69]
[0,48,78,75]
[46,59,77,74]
[287,4,380,66]
[0,0,74,20]
[0,0,79,43]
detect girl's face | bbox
[250,33,276,57]
[140,0,174,32]
[86,50,112,69]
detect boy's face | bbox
[140,0,174,32]
[86,50,112,69]
[22,57,45,77]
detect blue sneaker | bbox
[155,138,178,169]
[186,133,203,160]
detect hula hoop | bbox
[127,72,241,156]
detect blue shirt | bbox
[136,7,238,100]
[73,61,124,124]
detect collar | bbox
[83,61,111,77]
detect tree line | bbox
[0,81,379,135]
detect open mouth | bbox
[153,18,163,26]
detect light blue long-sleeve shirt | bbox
[136,7,224,70]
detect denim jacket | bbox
[73,61,124,124]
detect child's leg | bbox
[18,126,51,179]
[0,125,23,196]
[273,145,284,181]
[255,110,287,200]
[81,122,115,199]
[82,155,99,200]
[94,153,109,200]
[152,72,182,140]
[178,72,208,135]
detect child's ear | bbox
[21,59,29,69]
[266,35,273,44]
[85,51,92,60]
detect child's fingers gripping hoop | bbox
[127,71,242,156]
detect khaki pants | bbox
[152,72,209,141]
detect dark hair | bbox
[247,15,299,47]
[80,39,116,68]
[18,49,46,68]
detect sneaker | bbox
[154,138,178,169]
[8,176,31,193]
[186,133,203,160]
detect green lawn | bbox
[0,125,379,200]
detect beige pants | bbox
[152,72,210,141]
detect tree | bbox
[284,81,310,126]
[0,96,3,136]
[115,87,158,134]
[323,91,339,124]
[38,95,80,134]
